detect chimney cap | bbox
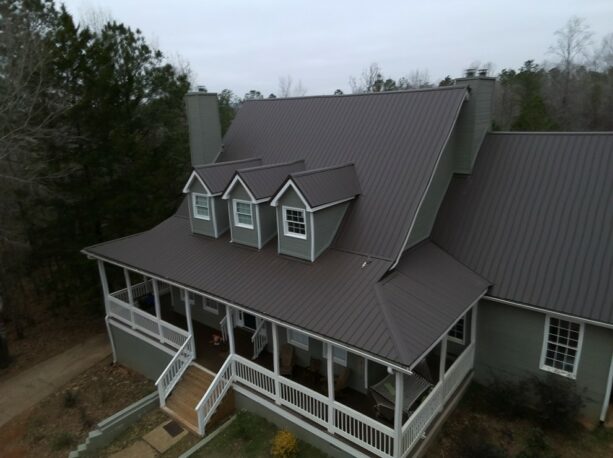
[478,68,488,77]
[464,68,477,78]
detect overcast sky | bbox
[60,0,612,96]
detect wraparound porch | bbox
[97,260,476,458]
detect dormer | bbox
[182,158,262,238]
[271,164,360,261]
[222,160,306,249]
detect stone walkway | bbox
[0,333,111,428]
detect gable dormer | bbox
[271,164,360,261]
[183,158,261,238]
[222,160,305,249]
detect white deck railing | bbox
[401,342,475,457]
[110,279,170,304]
[334,401,395,457]
[195,357,234,435]
[107,295,189,350]
[251,319,268,359]
[155,335,195,406]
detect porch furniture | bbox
[280,344,295,376]
[370,371,432,420]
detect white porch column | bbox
[272,323,281,404]
[184,289,194,336]
[471,304,478,344]
[439,337,448,382]
[393,370,404,458]
[364,358,369,390]
[225,305,235,355]
[123,269,135,327]
[326,343,335,433]
[152,279,163,343]
[97,260,110,313]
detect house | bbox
[82,71,613,458]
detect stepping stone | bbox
[110,440,157,458]
[143,420,188,453]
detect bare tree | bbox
[595,33,613,70]
[349,63,382,93]
[278,75,307,98]
[549,16,593,74]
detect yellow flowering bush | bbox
[270,429,299,458]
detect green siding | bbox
[227,184,259,248]
[258,203,277,247]
[313,202,349,258]
[110,325,172,381]
[407,140,455,247]
[276,189,311,260]
[453,77,495,173]
[185,93,222,166]
[188,181,216,238]
[170,286,222,330]
[475,299,613,419]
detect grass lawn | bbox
[426,383,613,458]
[193,410,330,458]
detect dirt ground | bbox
[1,305,105,382]
[0,356,154,458]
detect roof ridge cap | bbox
[291,163,355,178]
[374,283,413,368]
[239,159,305,173]
[195,157,261,169]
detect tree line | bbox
[0,2,611,350]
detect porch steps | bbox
[162,365,235,435]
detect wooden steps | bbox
[163,365,235,435]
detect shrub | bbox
[63,390,79,408]
[482,378,532,419]
[517,428,558,458]
[270,429,299,458]
[455,423,508,458]
[51,432,74,450]
[531,375,582,432]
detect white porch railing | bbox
[334,401,395,457]
[251,318,268,359]
[107,295,189,350]
[195,356,234,435]
[110,279,170,304]
[155,335,195,406]
[401,342,475,457]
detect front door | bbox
[237,311,257,330]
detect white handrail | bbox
[250,319,268,359]
[155,335,194,406]
[195,356,234,435]
[334,401,395,457]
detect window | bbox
[540,316,584,378]
[287,329,309,350]
[179,289,195,306]
[283,206,307,239]
[202,298,219,314]
[323,343,348,366]
[448,317,465,344]
[233,200,253,229]
[192,193,210,220]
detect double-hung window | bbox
[448,317,465,344]
[179,289,195,306]
[202,298,219,314]
[287,328,309,350]
[540,316,583,379]
[283,206,307,239]
[233,200,253,229]
[323,343,348,366]
[192,193,210,220]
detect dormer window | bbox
[233,200,253,229]
[192,193,210,220]
[283,207,307,239]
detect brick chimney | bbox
[185,92,222,166]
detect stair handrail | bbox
[195,354,234,435]
[155,335,194,406]
[250,318,266,343]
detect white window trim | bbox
[539,315,584,379]
[233,199,254,229]
[202,298,219,315]
[323,343,348,366]
[282,206,307,240]
[447,317,465,345]
[192,193,211,220]
[179,289,195,306]
[287,328,309,351]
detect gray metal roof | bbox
[85,213,487,367]
[236,160,305,200]
[220,87,468,260]
[288,164,361,208]
[194,158,262,194]
[433,132,613,324]
[378,242,490,366]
